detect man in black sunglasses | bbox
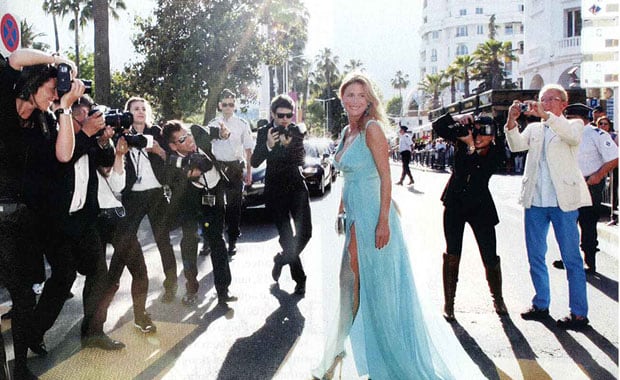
[251,94,311,295]
[205,89,255,258]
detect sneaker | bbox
[181,292,198,306]
[272,254,284,282]
[556,314,589,330]
[228,240,237,257]
[520,306,549,321]
[134,313,157,333]
[552,260,565,270]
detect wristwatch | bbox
[56,107,72,116]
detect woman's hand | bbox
[375,218,390,249]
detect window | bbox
[459,9,467,16]
[505,61,513,76]
[505,25,514,35]
[456,26,468,37]
[432,30,439,39]
[476,7,483,14]
[519,4,524,12]
[477,25,484,35]
[456,44,468,56]
[431,66,438,75]
[420,51,426,62]
[430,49,437,62]
[566,8,582,37]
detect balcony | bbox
[555,36,581,58]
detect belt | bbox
[221,160,243,166]
[98,207,126,219]
[0,202,20,214]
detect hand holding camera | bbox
[56,63,91,107]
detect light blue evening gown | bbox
[312,124,485,380]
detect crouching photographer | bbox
[162,121,236,308]
[432,113,508,321]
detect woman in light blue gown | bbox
[312,72,485,380]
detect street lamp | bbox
[284,54,306,95]
[316,97,336,136]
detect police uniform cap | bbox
[564,103,592,119]
[474,116,494,126]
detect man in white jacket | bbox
[504,84,591,330]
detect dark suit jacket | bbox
[251,121,306,199]
[122,125,167,194]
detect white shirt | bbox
[129,147,162,191]
[69,154,89,213]
[97,168,125,209]
[209,115,255,161]
[578,126,619,177]
[398,133,413,152]
[532,125,559,207]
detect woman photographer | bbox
[432,113,508,321]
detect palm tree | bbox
[343,59,364,74]
[20,19,47,49]
[314,47,340,98]
[418,73,448,110]
[93,0,109,104]
[42,0,62,52]
[444,64,462,103]
[472,39,517,90]
[453,54,475,97]
[390,70,410,104]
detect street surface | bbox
[1,162,618,379]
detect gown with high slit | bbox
[312,123,485,380]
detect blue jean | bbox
[524,206,588,317]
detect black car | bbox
[302,138,334,195]
[242,159,266,208]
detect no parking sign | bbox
[1,12,20,56]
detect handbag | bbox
[335,213,346,235]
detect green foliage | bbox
[386,97,403,117]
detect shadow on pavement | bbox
[500,315,552,379]
[585,272,618,302]
[216,283,304,380]
[449,321,499,380]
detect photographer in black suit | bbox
[433,113,508,321]
[164,121,236,307]
[251,95,311,295]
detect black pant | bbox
[399,150,413,183]
[443,205,499,268]
[221,161,244,242]
[98,212,149,320]
[116,188,177,291]
[200,184,231,297]
[34,218,108,339]
[578,180,604,268]
[267,186,312,284]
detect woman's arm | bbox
[366,121,391,249]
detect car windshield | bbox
[304,143,321,158]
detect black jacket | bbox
[122,125,167,194]
[251,121,306,197]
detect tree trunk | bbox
[73,9,80,75]
[203,84,224,125]
[93,0,111,105]
[52,14,60,52]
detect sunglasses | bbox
[175,133,191,144]
[598,122,610,126]
[276,112,294,119]
[474,124,496,136]
[221,102,235,108]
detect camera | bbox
[56,63,92,98]
[89,106,133,132]
[432,113,496,140]
[181,152,214,173]
[274,124,302,140]
[520,103,530,112]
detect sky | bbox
[8,0,421,100]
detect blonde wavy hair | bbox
[339,71,389,130]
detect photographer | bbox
[0,48,86,379]
[162,121,236,307]
[115,97,178,303]
[251,94,311,295]
[432,113,508,321]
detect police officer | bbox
[205,89,255,257]
[553,103,618,274]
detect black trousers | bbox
[221,161,244,242]
[200,184,232,297]
[578,180,605,268]
[34,217,109,339]
[98,212,149,320]
[399,150,413,182]
[267,186,312,284]
[443,205,499,268]
[0,205,42,373]
[116,188,177,291]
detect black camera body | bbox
[89,105,142,147]
[56,63,92,98]
[185,152,214,173]
[433,113,496,141]
[274,123,302,140]
[520,103,531,112]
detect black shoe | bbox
[584,266,596,275]
[161,287,177,303]
[228,241,237,256]
[556,314,589,330]
[28,340,48,357]
[294,282,306,296]
[218,293,238,305]
[134,313,157,333]
[1,308,13,320]
[552,260,565,269]
[13,365,38,380]
[272,254,284,282]
[520,306,549,321]
[199,245,211,257]
[182,292,198,306]
[81,334,125,350]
